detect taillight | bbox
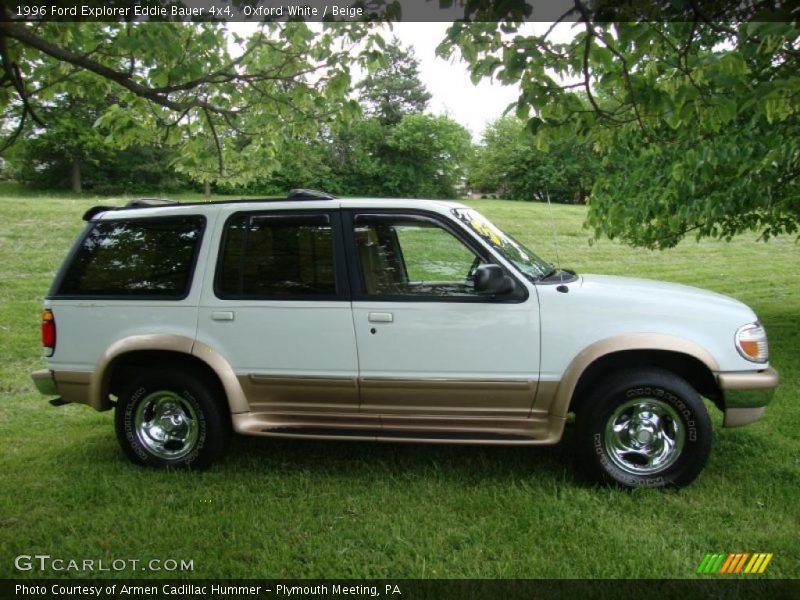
[41,309,56,356]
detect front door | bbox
[344,210,540,417]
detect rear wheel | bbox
[576,368,712,489]
[115,369,228,469]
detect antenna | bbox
[545,188,563,279]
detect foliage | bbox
[357,37,432,125]
[10,141,190,195]
[0,17,381,187]
[4,92,109,193]
[4,91,188,194]
[217,133,334,197]
[214,113,471,200]
[471,116,599,203]
[439,6,800,248]
[329,114,473,198]
[220,41,469,201]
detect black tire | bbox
[576,368,712,489]
[114,368,229,469]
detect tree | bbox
[9,92,110,193]
[439,2,800,248]
[382,113,472,197]
[471,116,599,203]
[4,85,190,193]
[0,9,382,188]
[326,114,472,198]
[357,38,432,125]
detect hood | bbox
[535,273,763,373]
[578,274,748,313]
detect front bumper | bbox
[717,367,779,427]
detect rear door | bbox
[197,208,360,413]
[344,210,541,417]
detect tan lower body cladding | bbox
[234,374,563,444]
[44,368,563,442]
[55,371,92,405]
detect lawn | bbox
[0,187,798,580]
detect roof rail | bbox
[287,188,336,200]
[81,191,334,222]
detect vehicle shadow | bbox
[221,425,582,487]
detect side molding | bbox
[546,333,720,419]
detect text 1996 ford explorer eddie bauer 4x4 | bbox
[31,190,778,488]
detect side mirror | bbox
[473,264,516,296]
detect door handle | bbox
[211,311,235,321]
[368,312,393,323]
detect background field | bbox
[0,186,797,579]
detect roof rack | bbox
[125,197,180,209]
[287,188,336,200]
[82,190,336,221]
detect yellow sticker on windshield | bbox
[468,218,503,247]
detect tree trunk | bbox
[71,158,82,194]
[203,180,211,198]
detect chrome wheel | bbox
[603,398,685,475]
[133,390,199,460]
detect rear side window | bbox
[216,213,336,299]
[56,216,205,298]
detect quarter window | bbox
[216,214,336,298]
[56,216,205,298]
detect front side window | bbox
[353,216,487,298]
[216,213,336,299]
[56,216,205,298]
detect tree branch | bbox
[202,106,224,176]
[0,20,237,117]
[0,25,44,126]
[575,0,648,133]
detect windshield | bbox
[452,208,553,281]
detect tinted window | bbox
[216,214,336,298]
[57,217,204,298]
[354,217,485,298]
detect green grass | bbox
[0,190,798,580]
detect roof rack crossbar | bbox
[124,197,180,208]
[287,189,336,200]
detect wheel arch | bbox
[551,334,721,419]
[90,334,247,413]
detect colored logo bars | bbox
[697,553,773,574]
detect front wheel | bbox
[115,369,229,469]
[576,368,712,489]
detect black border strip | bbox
[3,0,797,23]
[3,578,799,600]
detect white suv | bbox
[31,191,778,488]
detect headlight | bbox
[735,322,769,363]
